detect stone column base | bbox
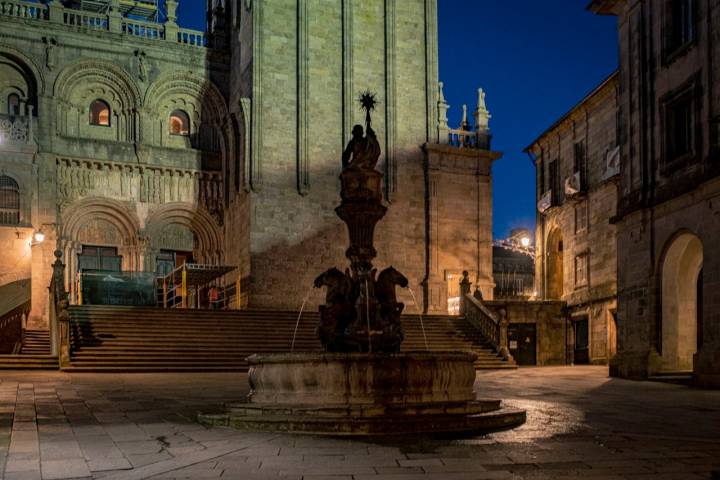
[609,349,661,380]
[693,349,720,388]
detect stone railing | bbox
[0,0,47,20]
[48,250,70,366]
[63,9,108,30]
[123,18,165,40]
[177,27,207,47]
[462,294,513,362]
[0,112,33,146]
[447,128,492,150]
[0,1,206,48]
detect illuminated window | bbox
[89,99,111,126]
[0,175,20,225]
[169,110,190,136]
[7,93,20,115]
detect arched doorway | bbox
[546,228,564,299]
[660,233,703,372]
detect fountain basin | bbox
[199,351,526,435]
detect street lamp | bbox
[520,236,530,248]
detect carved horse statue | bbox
[314,267,353,305]
[375,266,408,306]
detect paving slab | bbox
[0,367,718,479]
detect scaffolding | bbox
[62,0,163,22]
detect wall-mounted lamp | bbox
[33,231,45,243]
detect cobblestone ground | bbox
[0,366,718,480]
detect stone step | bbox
[0,355,58,369]
[66,306,515,371]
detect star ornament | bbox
[358,91,378,113]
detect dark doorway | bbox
[508,323,537,365]
[573,317,590,364]
[156,250,194,277]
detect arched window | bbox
[89,99,111,126]
[7,93,20,115]
[0,175,20,225]
[169,110,190,136]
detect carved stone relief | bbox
[56,159,223,224]
[156,223,195,252]
[77,218,122,246]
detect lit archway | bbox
[660,232,703,372]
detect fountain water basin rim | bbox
[246,351,478,406]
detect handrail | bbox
[48,250,70,366]
[463,294,500,346]
[462,293,513,362]
[0,301,29,354]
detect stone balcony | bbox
[0,0,206,48]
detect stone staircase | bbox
[21,330,51,355]
[0,330,58,370]
[64,305,515,372]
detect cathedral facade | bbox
[0,0,498,328]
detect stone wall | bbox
[526,73,619,364]
[484,300,569,366]
[232,0,489,313]
[0,8,231,327]
[590,0,720,386]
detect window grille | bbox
[0,175,20,225]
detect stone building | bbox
[0,0,499,331]
[590,0,720,386]
[525,72,619,365]
[492,228,535,301]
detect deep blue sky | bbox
[178,2,618,241]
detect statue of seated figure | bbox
[342,124,381,171]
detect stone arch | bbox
[546,227,564,300]
[0,44,43,116]
[53,60,141,141]
[658,230,703,372]
[145,202,223,264]
[143,72,228,151]
[59,197,142,303]
[61,197,140,247]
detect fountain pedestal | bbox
[199,93,526,435]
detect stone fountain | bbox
[200,93,526,435]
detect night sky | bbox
[177,1,618,242]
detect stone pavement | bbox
[0,366,718,480]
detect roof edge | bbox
[523,69,619,154]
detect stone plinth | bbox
[200,351,526,435]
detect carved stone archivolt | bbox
[145,202,223,264]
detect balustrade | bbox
[1,2,206,48]
[0,0,46,20]
[123,19,164,40]
[447,128,492,150]
[177,28,206,47]
[63,10,108,30]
